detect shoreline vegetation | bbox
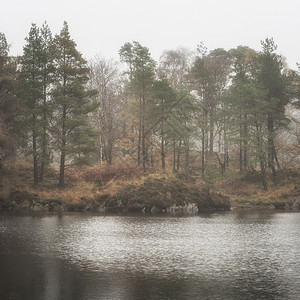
[0,162,299,214]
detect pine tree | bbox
[227,46,257,171]
[151,78,177,169]
[39,22,55,181]
[257,38,291,179]
[52,21,97,187]
[18,24,45,186]
[0,33,18,171]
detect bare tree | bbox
[89,55,124,165]
[158,47,194,89]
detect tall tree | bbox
[0,33,18,172]
[257,38,291,179]
[190,47,231,174]
[151,78,177,169]
[39,22,55,181]
[227,46,258,171]
[119,41,155,170]
[18,24,45,186]
[52,21,97,186]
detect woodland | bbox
[0,21,299,211]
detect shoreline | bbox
[1,167,299,214]
[1,192,299,214]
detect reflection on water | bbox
[0,211,300,299]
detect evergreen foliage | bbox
[18,23,47,185]
[0,33,18,170]
[52,21,97,186]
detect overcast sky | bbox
[2,0,300,69]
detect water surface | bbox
[0,211,300,299]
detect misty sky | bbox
[2,0,300,69]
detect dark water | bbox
[0,211,300,300]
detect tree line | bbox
[0,22,299,189]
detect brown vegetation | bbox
[217,168,300,208]
[0,158,299,212]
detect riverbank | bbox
[0,163,299,213]
[219,169,300,210]
[0,174,231,213]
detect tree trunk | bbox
[205,111,209,160]
[224,126,229,168]
[239,118,243,171]
[172,139,175,172]
[107,137,113,165]
[209,111,214,156]
[161,137,165,170]
[256,120,268,190]
[142,96,146,171]
[59,150,65,187]
[99,136,103,166]
[177,140,181,171]
[33,113,38,186]
[59,106,67,187]
[185,139,190,173]
[215,153,225,176]
[260,160,268,191]
[40,94,47,182]
[201,127,205,175]
[267,117,276,180]
[273,144,280,170]
[243,114,248,170]
[239,141,243,171]
[161,99,165,170]
[137,96,142,165]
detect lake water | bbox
[0,211,300,300]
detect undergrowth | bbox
[1,160,299,206]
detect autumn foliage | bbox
[81,164,143,185]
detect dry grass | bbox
[217,168,298,197]
[3,159,298,207]
[257,183,296,201]
[217,177,260,196]
[0,161,147,204]
[100,175,147,196]
[81,164,143,185]
[37,181,101,204]
[26,163,145,204]
[218,169,298,207]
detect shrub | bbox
[82,164,143,185]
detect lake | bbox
[0,211,300,299]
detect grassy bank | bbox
[0,161,299,212]
[216,168,300,209]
